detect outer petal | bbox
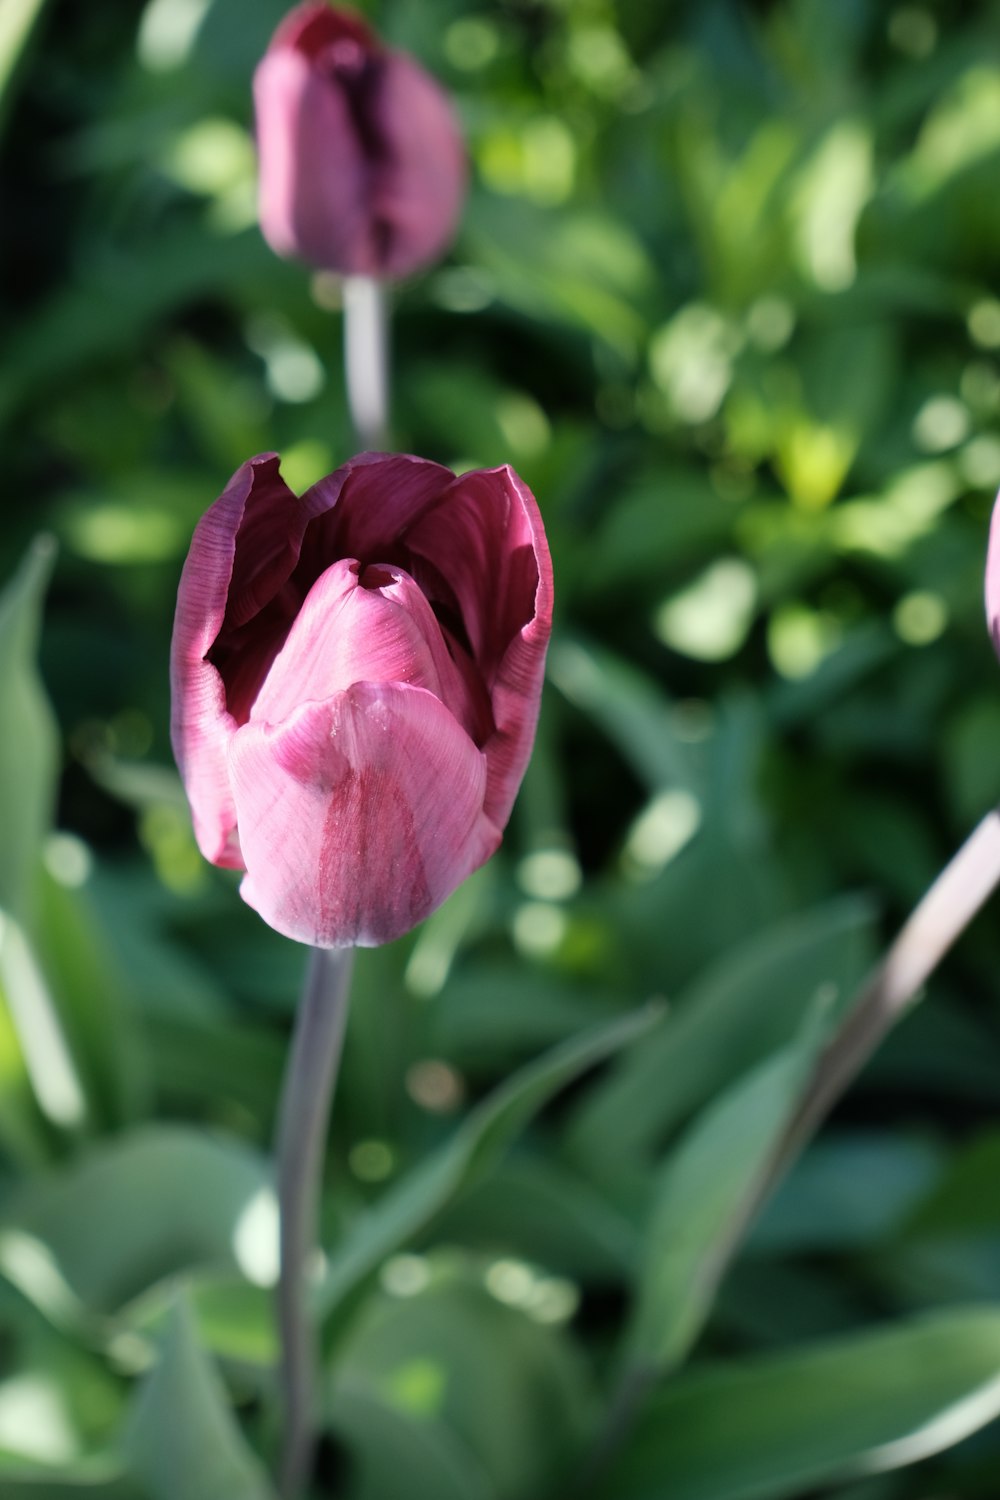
[254,46,372,272]
[479,470,554,826]
[371,52,467,278]
[228,684,500,948]
[405,466,541,672]
[170,454,295,867]
[986,490,1000,658]
[400,465,553,823]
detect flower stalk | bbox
[343,276,390,449]
[763,802,1000,1194]
[276,946,354,1499]
[587,805,1000,1485]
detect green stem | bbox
[276,947,354,1499]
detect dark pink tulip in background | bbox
[987,492,1000,658]
[171,452,552,948]
[254,2,467,278]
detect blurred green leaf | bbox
[902,1130,1000,1237]
[332,1265,592,1500]
[319,1004,661,1325]
[0,1463,140,1500]
[330,1387,491,1500]
[428,965,624,1068]
[0,0,49,131]
[567,896,876,1175]
[749,1131,942,1254]
[599,1307,1000,1500]
[1,1126,272,1318]
[621,994,832,1374]
[466,197,653,359]
[428,1157,639,1283]
[0,539,58,924]
[129,1271,276,1369]
[0,231,271,430]
[32,867,147,1131]
[548,637,696,795]
[124,1298,275,1500]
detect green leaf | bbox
[0,0,50,131]
[319,1004,662,1324]
[0,1462,141,1500]
[330,1386,492,1500]
[598,1308,1000,1500]
[1,1126,272,1320]
[900,1129,1000,1236]
[31,866,147,1131]
[466,197,652,360]
[0,914,88,1135]
[428,965,623,1067]
[567,896,876,1175]
[131,1273,277,1369]
[622,995,832,1374]
[124,1299,275,1500]
[0,538,58,924]
[749,1132,942,1254]
[429,1157,639,1283]
[547,637,696,796]
[332,1264,592,1500]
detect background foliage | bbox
[3,0,1000,1495]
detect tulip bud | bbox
[253,2,467,279]
[170,452,553,948]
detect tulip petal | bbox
[229,684,500,947]
[405,466,541,670]
[251,557,491,744]
[170,453,295,866]
[402,465,553,821]
[296,452,453,576]
[480,478,554,825]
[370,53,467,279]
[986,491,1000,658]
[254,46,372,273]
[271,2,374,57]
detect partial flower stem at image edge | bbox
[276,946,354,1499]
[590,803,1000,1480]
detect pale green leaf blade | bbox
[567,895,875,1174]
[624,995,833,1373]
[124,1299,276,1500]
[0,538,58,923]
[600,1308,1000,1500]
[319,1004,662,1321]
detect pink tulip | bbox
[171,452,553,948]
[254,2,467,279]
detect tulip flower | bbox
[254,2,467,279]
[170,452,553,948]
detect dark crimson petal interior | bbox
[405,469,540,684]
[296,454,451,579]
[272,2,375,59]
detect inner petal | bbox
[249,558,491,744]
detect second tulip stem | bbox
[343,275,390,450]
[585,804,1000,1487]
[276,946,354,1499]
